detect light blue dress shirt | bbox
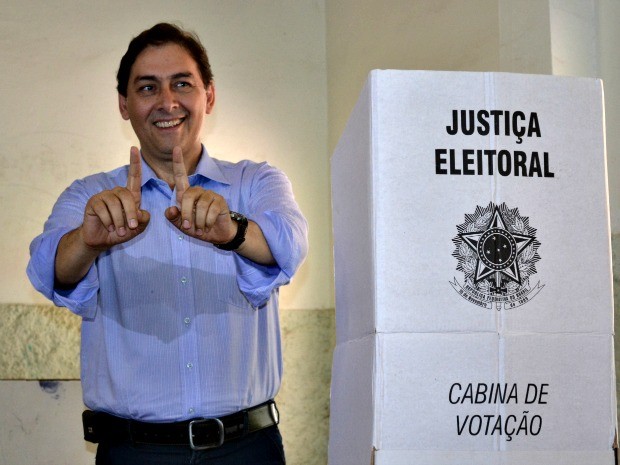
[27,147,308,422]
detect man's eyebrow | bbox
[171,72,195,79]
[133,72,196,83]
[134,75,158,83]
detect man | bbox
[27,23,308,464]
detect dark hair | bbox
[116,22,213,97]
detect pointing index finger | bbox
[127,146,142,201]
[172,146,190,205]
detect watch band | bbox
[215,211,248,251]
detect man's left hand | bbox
[164,146,237,245]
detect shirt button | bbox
[180,277,188,284]
[186,363,193,369]
[188,408,195,415]
[184,317,191,325]
[178,235,183,241]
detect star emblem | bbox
[459,207,535,285]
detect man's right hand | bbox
[55,147,150,287]
[80,146,150,250]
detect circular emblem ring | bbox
[477,228,517,270]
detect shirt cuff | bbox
[234,210,308,307]
[234,257,288,308]
[27,228,99,318]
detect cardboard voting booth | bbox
[329,71,616,465]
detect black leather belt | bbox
[82,400,279,451]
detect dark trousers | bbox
[95,425,286,465]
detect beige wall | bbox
[327,0,501,153]
[1,0,331,310]
[598,0,620,233]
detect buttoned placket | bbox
[168,185,202,418]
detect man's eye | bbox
[175,82,193,92]
[138,85,155,94]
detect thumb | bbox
[137,208,151,226]
[165,205,181,225]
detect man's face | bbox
[119,43,214,165]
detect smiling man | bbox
[27,23,308,465]
[119,41,213,181]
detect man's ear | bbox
[119,94,130,120]
[205,82,216,115]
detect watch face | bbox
[230,211,247,222]
[215,211,248,250]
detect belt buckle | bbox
[188,418,225,450]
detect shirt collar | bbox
[139,145,231,187]
[192,145,231,185]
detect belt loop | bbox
[245,407,252,435]
[269,401,280,425]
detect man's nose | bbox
[158,86,178,111]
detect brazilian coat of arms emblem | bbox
[451,202,544,310]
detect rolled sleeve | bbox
[27,227,99,317]
[233,163,309,307]
[27,180,100,318]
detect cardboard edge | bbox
[372,449,615,465]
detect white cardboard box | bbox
[329,71,616,465]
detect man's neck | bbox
[142,147,202,189]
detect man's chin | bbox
[154,142,182,156]
[140,138,198,159]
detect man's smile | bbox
[154,117,185,128]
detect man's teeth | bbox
[155,119,183,128]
